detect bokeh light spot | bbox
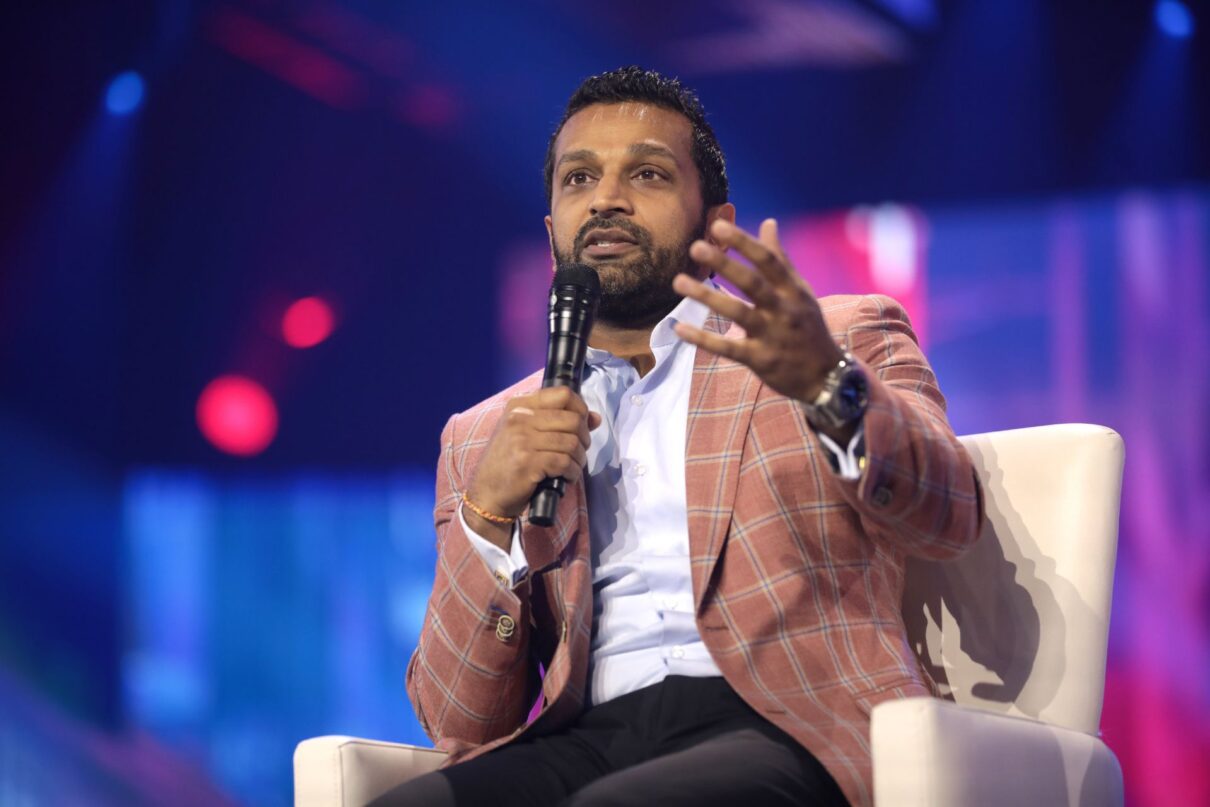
[282,296,335,348]
[105,71,145,115]
[1155,0,1194,39]
[196,376,278,456]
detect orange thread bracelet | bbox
[461,491,516,526]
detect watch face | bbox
[836,371,870,419]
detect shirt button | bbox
[671,646,686,659]
[630,394,643,406]
[634,464,647,477]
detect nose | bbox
[589,173,633,218]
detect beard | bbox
[554,213,707,329]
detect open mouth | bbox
[583,241,638,257]
[580,228,642,259]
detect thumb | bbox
[588,411,603,430]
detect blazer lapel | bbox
[685,310,762,612]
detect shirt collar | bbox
[585,278,717,365]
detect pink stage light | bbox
[196,375,279,457]
[281,296,335,348]
[397,83,461,130]
[205,7,367,110]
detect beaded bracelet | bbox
[461,491,516,526]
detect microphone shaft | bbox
[529,273,598,526]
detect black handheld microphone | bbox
[528,263,601,527]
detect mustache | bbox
[572,217,652,255]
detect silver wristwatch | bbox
[804,352,869,431]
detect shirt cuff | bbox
[814,422,866,480]
[458,503,529,588]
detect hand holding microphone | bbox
[463,264,600,544]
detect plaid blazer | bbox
[407,293,983,807]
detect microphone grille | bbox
[552,263,600,296]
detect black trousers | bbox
[374,676,849,807]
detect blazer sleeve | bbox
[405,413,538,751]
[832,294,984,560]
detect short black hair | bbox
[543,66,729,209]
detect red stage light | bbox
[196,375,279,456]
[282,296,335,348]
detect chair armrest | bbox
[870,697,1123,807]
[294,735,448,807]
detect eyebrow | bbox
[556,149,597,170]
[627,143,678,162]
[555,142,680,170]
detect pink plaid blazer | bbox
[407,293,983,807]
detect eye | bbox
[564,170,594,186]
[634,167,666,182]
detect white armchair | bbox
[873,423,1124,805]
[295,424,1125,807]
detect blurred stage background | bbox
[1,1,1207,805]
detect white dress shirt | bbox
[460,281,864,705]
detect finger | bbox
[673,323,753,365]
[758,218,785,260]
[560,388,590,416]
[528,430,583,456]
[521,386,585,413]
[528,409,583,432]
[672,273,766,334]
[587,411,603,431]
[530,409,592,448]
[535,450,583,482]
[760,218,815,297]
[689,240,780,310]
[507,391,543,410]
[711,219,795,291]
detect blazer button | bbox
[872,485,893,507]
[495,614,516,642]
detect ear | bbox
[704,203,737,247]
[544,215,557,271]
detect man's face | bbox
[546,103,727,328]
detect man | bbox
[397,67,983,807]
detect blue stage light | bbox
[105,71,145,115]
[1155,0,1194,39]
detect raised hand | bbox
[672,218,844,404]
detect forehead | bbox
[554,102,693,163]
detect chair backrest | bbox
[901,424,1124,735]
